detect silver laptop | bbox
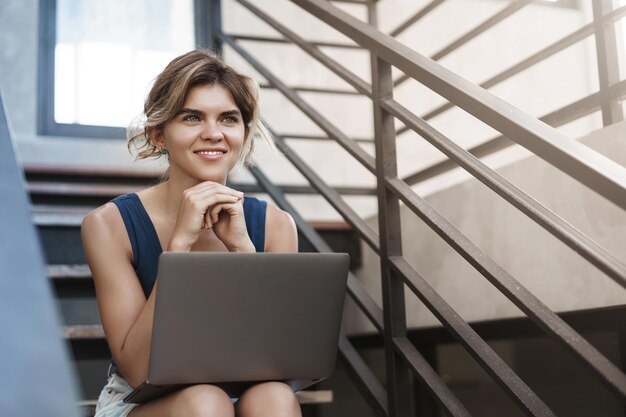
[124,252,349,403]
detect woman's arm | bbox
[81,203,156,388]
[264,203,298,253]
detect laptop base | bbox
[124,378,325,404]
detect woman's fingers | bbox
[184,181,243,200]
[207,200,241,226]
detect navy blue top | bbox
[111,193,267,298]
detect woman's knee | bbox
[174,384,235,417]
[238,382,301,416]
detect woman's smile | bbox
[193,148,228,161]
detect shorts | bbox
[93,365,138,417]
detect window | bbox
[38,0,198,138]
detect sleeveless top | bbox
[111,192,267,298]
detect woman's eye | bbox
[183,114,201,122]
[223,116,239,124]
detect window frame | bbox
[37,0,214,139]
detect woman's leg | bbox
[236,382,302,417]
[128,384,235,417]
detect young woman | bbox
[81,49,301,417]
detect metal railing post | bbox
[368,2,412,416]
[195,0,223,55]
[593,0,624,125]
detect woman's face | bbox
[158,83,247,184]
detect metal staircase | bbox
[213,0,626,415]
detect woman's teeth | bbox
[195,151,224,155]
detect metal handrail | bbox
[291,0,626,211]
[403,77,626,185]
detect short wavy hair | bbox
[127,49,272,166]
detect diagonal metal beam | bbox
[393,0,533,87]
[389,0,445,38]
[390,257,556,417]
[401,77,626,186]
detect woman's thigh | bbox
[129,384,235,417]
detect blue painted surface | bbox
[0,93,80,417]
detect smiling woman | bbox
[80,49,300,417]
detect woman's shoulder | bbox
[81,199,125,236]
[81,190,145,236]
[81,196,135,260]
[263,201,298,252]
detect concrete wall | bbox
[344,119,626,334]
[0,0,605,221]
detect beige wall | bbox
[344,119,626,334]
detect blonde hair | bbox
[127,49,273,166]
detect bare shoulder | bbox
[82,201,120,228]
[81,201,132,262]
[265,202,298,252]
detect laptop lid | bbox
[147,252,349,386]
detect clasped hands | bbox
[168,181,254,252]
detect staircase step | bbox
[29,182,141,197]
[48,264,92,280]
[33,205,92,226]
[64,325,105,339]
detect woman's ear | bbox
[146,126,164,149]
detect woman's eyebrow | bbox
[177,108,204,116]
[221,109,241,117]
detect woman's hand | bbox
[167,182,253,252]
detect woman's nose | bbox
[202,121,224,141]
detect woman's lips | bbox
[194,150,226,161]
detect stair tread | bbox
[28,181,141,197]
[64,325,104,339]
[24,163,164,179]
[48,264,92,279]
